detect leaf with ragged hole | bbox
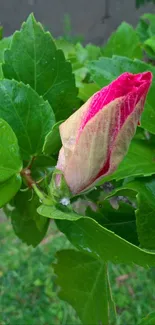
[0,118,22,182]
[38,203,155,266]
[97,138,155,184]
[43,121,62,156]
[0,79,55,160]
[2,14,78,121]
[102,177,155,250]
[87,200,139,246]
[88,56,155,134]
[54,250,109,325]
[10,190,49,247]
[102,22,142,59]
[56,213,155,267]
[0,175,21,208]
[131,178,155,250]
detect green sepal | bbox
[49,169,71,202]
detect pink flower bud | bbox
[56,72,152,194]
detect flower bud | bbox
[56,72,152,194]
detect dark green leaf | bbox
[3,14,78,120]
[0,79,55,160]
[0,175,21,207]
[0,118,22,182]
[88,200,139,246]
[54,250,109,325]
[43,121,62,156]
[102,22,142,59]
[103,177,155,250]
[88,56,155,134]
[56,215,155,267]
[134,178,155,250]
[98,138,155,184]
[11,190,49,247]
[38,203,155,267]
[31,155,56,182]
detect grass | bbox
[0,214,155,325]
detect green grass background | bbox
[1,214,155,325]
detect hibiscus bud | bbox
[56,72,152,194]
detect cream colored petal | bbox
[63,97,122,194]
[59,97,92,152]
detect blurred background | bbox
[1,1,155,325]
[0,0,155,43]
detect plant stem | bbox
[21,167,54,206]
[32,183,54,205]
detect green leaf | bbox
[85,44,102,61]
[0,175,21,207]
[2,14,78,121]
[54,250,109,325]
[43,121,62,156]
[143,36,155,59]
[0,36,11,62]
[56,215,155,267]
[0,79,55,160]
[31,155,56,182]
[0,63,4,79]
[126,178,155,251]
[88,56,155,134]
[139,312,155,325]
[37,204,80,221]
[98,138,155,184]
[38,202,155,266]
[0,118,22,182]
[55,38,75,59]
[136,13,155,41]
[78,83,100,102]
[0,36,12,80]
[102,22,142,59]
[88,200,139,246]
[10,190,49,247]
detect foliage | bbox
[1,217,155,325]
[1,11,155,325]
